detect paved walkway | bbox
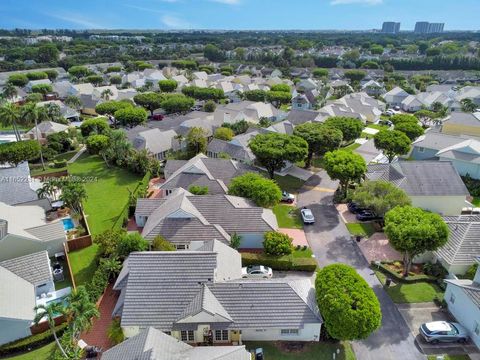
[285,165,315,181]
[80,284,118,351]
[297,170,425,360]
[67,145,86,163]
[278,228,308,247]
[358,232,403,263]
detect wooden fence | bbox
[65,235,92,252]
[30,315,66,335]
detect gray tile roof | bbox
[435,215,480,266]
[25,221,66,242]
[286,109,321,125]
[444,112,480,127]
[413,132,474,152]
[207,139,254,163]
[102,327,251,360]
[0,251,52,286]
[366,161,469,197]
[0,162,39,205]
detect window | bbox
[450,293,456,304]
[181,330,194,342]
[474,322,480,336]
[176,244,188,250]
[281,329,299,336]
[417,147,425,153]
[215,330,229,341]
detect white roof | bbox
[0,266,35,320]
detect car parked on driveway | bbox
[242,265,273,279]
[150,114,164,121]
[301,207,315,224]
[356,209,382,221]
[419,321,469,344]
[347,201,367,214]
[281,191,295,204]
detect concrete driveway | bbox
[297,170,425,360]
[397,303,479,356]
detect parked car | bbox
[301,207,315,224]
[356,209,381,221]
[347,201,367,214]
[281,191,295,204]
[241,265,273,279]
[419,321,469,344]
[150,114,164,121]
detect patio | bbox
[278,228,309,247]
[357,232,402,262]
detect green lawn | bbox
[345,223,376,237]
[273,174,306,194]
[427,355,470,360]
[472,197,480,207]
[5,343,55,360]
[344,142,361,151]
[366,123,388,131]
[360,132,374,139]
[375,271,444,303]
[273,204,303,229]
[68,244,99,286]
[30,150,79,176]
[244,341,356,360]
[292,248,313,258]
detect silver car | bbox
[242,265,273,279]
[301,208,315,224]
[419,321,469,344]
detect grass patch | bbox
[345,223,376,237]
[427,355,470,360]
[366,123,388,131]
[67,154,142,235]
[273,205,303,229]
[273,174,305,194]
[311,156,325,169]
[30,150,78,176]
[344,142,361,151]
[472,197,480,207]
[360,132,374,139]
[68,243,99,286]
[244,341,356,360]
[292,248,313,258]
[4,343,55,360]
[375,270,444,303]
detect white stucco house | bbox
[383,87,410,107]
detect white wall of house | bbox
[0,318,32,346]
[411,195,466,216]
[0,235,64,262]
[242,323,321,342]
[445,284,480,349]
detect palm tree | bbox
[100,257,122,281]
[2,82,17,101]
[21,103,46,171]
[66,286,99,340]
[64,95,82,111]
[461,98,477,113]
[101,89,113,101]
[0,102,22,141]
[33,303,68,358]
[59,181,87,214]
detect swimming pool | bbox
[61,217,75,231]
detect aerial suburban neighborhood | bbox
[0,1,480,359]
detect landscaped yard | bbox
[273,174,305,194]
[5,343,55,360]
[344,142,361,151]
[472,197,480,207]
[68,243,99,286]
[243,341,356,360]
[375,270,444,303]
[345,222,376,237]
[273,204,303,229]
[30,150,79,176]
[366,123,389,131]
[427,355,470,360]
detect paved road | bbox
[297,170,425,360]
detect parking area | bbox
[397,303,479,356]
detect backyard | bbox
[5,343,56,360]
[244,341,356,360]
[273,204,303,229]
[29,150,79,176]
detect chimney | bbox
[0,220,7,239]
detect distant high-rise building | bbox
[382,22,401,34]
[414,21,445,34]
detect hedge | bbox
[241,252,317,272]
[372,261,438,284]
[0,324,67,357]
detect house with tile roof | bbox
[0,251,55,345]
[0,162,39,206]
[112,241,322,343]
[365,161,470,216]
[132,128,180,161]
[23,120,70,143]
[102,327,251,360]
[0,202,66,261]
[442,112,480,138]
[444,259,480,349]
[135,188,277,249]
[161,154,255,195]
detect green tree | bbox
[189,185,209,195]
[461,98,477,112]
[116,232,149,259]
[370,44,384,55]
[394,121,424,140]
[270,83,291,93]
[243,90,267,102]
[315,264,381,340]
[158,79,178,92]
[352,180,411,217]
[114,107,148,128]
[25,93,43,104]
[203,100,216,112]
[108,319,125,345]
[80,117,110,137]
[86,75,104,86]
[214,127,235,141]
[59,180,87,214]
[0,102,22,141]
[204,43,225,61]
[151,235,175,251]
[230,232,242,249]
[263,231,293,256]
[324,116,363,143]
[186,127,208,157]
[64,95,82,110]
[228,172,282,207]
[68,65,89,78]
[66,286,100,340]
[344,70,367,87]
[2,82,18,101]
[134,92,163,116]
[266,90,291,108]
[384,206,449,275]
[390,114,418,125]
[31,83,53,94]
[86,134,110,156]
[109,75,122,85]
[0,140,40,166]
[414,109,437,126]
[37,43,59,63]
[33,303,68,358]
[161,95,194,113]
[95,100,131,117]
[374,130,411,163]
[323,149,366,196]
[294,122,343,168]
[21,102,47,170]
[45,69,58,81]
[26,71,48,80]
[249,133,308,179]
[8,73,28,87]
[312,68,329,79]
[94,228,126,258]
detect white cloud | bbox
[209,0,241,4]
[161,15,191,28]
[124,4,164,14]
[330,0,382,5]
[46,13,105,28]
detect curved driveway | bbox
[297,170,425,360]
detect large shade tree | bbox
[228,172,282,208]
[133,92,163,116]
[249,133,308,179]
[384,206,449,276]
[374,130,411,163]
[324,117,364,143]
[323,149,366,196]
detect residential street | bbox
[297,170,425,360]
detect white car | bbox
[241,265,273,279]
[301,208,315,224]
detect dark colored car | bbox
[150,114,164,121]
[356,209,381,221]
[347,202,366,214]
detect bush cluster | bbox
[241,253,317,272]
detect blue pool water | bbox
[62,217,75,231]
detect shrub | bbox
[158,79,178,93]
[0,140,41,166]
[214,127,234,141]
[86,134,110,154]
[230,232,242,250]
[316,264,381,340]
[80,117,110,137]
[8,73,28,86]
[463,263,478,280]
[263,231,294,256]
[228,172,282,208]
[188,185,209,195]
[94,229,126,258]
[422,262,448,279]
[151,235,175,251]
[26,71,48,80]
[107,318,125,345]
[68,65,89,78]
[241,253,317,272]
[203,100,216,112]
[31,83,53,94]
[86,260,109,301]
[116,232,149,259]
[53,159,67,168]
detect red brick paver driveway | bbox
[279,228,308,247]
[80,284,118,351]
[357,232,402,263]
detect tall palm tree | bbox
[2,82,17,101]
[0,102,22,141]
[66,286,99,340]
[21,103,46,170]
[101,89,113,101]
[461,98,477,113]
[33,303,68,358]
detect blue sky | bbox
[0,0,478,31]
